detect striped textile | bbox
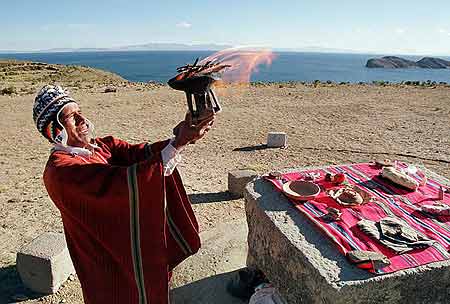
[127,164,148,304]
[266,162,450,274]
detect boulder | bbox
[104,87,117,93]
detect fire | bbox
[167,47,276,115]
[199,47,276,84]
[175,72,187,80]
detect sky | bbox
[1,0,450,55]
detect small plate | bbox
[328,185,373,207]
[282,181,321,201]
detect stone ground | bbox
[1,75,450,303]
[170,219,247,304]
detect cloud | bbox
[395,28,406,34]
[176,21,192,29]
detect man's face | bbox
[59,103,92,148]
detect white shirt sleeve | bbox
[161,138,184,176]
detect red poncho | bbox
[44,136,200,304]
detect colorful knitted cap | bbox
[33,85,77,144]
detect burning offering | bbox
[168,58,229,122]
[168,48,275,123]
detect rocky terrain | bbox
[366,56,450,69]
[1,60,450,303]
[0,59,163,96]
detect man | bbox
[33,85,214,304]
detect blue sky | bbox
[2,0,450,55]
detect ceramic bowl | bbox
[282,180,321,201]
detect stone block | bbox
[228,169,258,198]
[267,132,287,148]
[16,232,75,294]
[244,167,450,304]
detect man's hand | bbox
[172,110,215,149]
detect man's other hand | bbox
[172,110,215,149]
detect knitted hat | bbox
[33,85,77,144]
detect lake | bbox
[1,51,449,84]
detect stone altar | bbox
[244,167,450,304]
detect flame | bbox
[175,72,187,80]
[199,47,276,83]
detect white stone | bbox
[16,232,75,294]
[267,132,287,148]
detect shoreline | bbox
[1,58,449,97]
[2,80,449,97]
[1,53,450,87]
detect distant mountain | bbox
[2,44,448,56]
[0,43,232,54]
[366,56,450,69]
[115,43,232,51]
[34,43,232,53]
[44,47,110,52]
[274,46,363,54]
[1,43,362,54]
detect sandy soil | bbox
[1,80,450,303]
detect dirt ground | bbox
[1,77,450,303]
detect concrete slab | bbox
[245,167,450,304]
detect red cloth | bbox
[44,136,200,304]
[266,162,450,274]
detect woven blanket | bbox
[266,162,450,274]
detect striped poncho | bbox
[44,136,200,304]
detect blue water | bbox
[1,51,449,83]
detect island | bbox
[366,56,450,69]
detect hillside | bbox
[0,60,131,95]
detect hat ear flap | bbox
[52,121,68,146]
[85,118,95,140]
[54,104,70,146]
[53,128,68,146]
[49,119,68,145]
